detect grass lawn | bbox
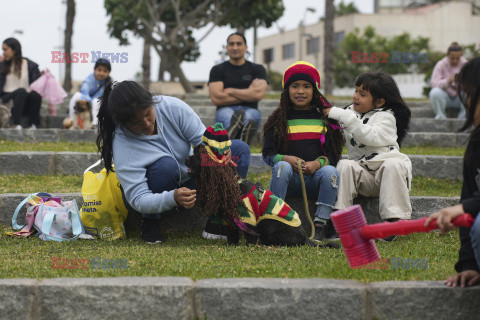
[0,224,459,281]
[1,140,466,157]
[0,173,462,197]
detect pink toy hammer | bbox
[331,205,474,268]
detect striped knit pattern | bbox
[202,123,232,156]
[282,61,321,91]
[238,185,301,228]
[287,118,327,141]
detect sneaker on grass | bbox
[202,218,228,240]
[141,218,166,244]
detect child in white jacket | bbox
[324,72,412,240]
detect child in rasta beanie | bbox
[262,61,345,242]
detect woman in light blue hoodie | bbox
[96,81,250,244]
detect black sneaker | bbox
[240,119,257,145]
[226,110,245,140]
[325,219,339,241]
[379,235,397,242]
[379,219,398,242]
[202,217,228,240]
[141,219,166,244]
[314,222,327,241]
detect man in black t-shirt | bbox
[208,32,267,145]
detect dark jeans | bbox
[122,139,251,220]
[1,88,42,126]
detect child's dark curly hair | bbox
[186,144,243,224]
[354,72,411,146]
[263,88,344,163]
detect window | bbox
[263,48,274,64]
[334,31,345,49]
[307,37,320,55]
[282,43,295,59]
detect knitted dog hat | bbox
[202,123,232,163]
[282,61,321,92]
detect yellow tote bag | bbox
[80,160,128,240]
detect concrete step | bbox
[0,128,469,148]
[0,192,459,230]
[0,152,463,180]
[0,277,477,320]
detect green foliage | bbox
[222,0,284,30]
[335,0,359,16]
[266,70,283,91]
[334,26,431,87]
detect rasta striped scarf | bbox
[238,181,301,228]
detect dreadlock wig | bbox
[263,61,345,163]
[187,127,243,224]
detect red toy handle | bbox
[360,213,475,240]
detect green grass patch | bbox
[0,140,466,157]
[0,174,460,197]
[0,140,98,153]
[0,224,459,281]
[250,145,465,156]
[0,174,84,194]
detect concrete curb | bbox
[0,193,459,229]
[0,277,477,320]
[0,128,470,147]
[0,152,464,179]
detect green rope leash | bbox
[297,159,315,240]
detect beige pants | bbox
[335,159,412,220]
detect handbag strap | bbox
[41,199,84,242]
[12,192,52,230]
[84,159,102,174]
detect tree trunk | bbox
[170,62,195,93]
[142,38,151,90]
[323,0,335,96]
[253,20,258,63]
[63,0,75,93]
[158,61,165,81]
[154,48,195,93]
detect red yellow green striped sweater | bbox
[262,108,337,167]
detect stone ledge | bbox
[0,277,477,320]
[0,128,466,148]
[0,152,464,179]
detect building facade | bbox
[255,1,480,77]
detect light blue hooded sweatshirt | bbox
[112,95,205,214]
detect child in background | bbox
[68,58,111,127]
[424,57,480,287]
[262,61,345,243]
[324,72,412,242]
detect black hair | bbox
[94,58,112,83]
[94,58,112,72]
[447,42,462,55]
[263,87,344,164]
[457,56,480,141]
[1,38,23,77]
[227,32,247,45]
[354,72,411,146]
[96,81,154,173]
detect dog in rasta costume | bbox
[186,123,337,247]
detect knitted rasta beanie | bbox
[282,61,321,92]
[202,123,232,162]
